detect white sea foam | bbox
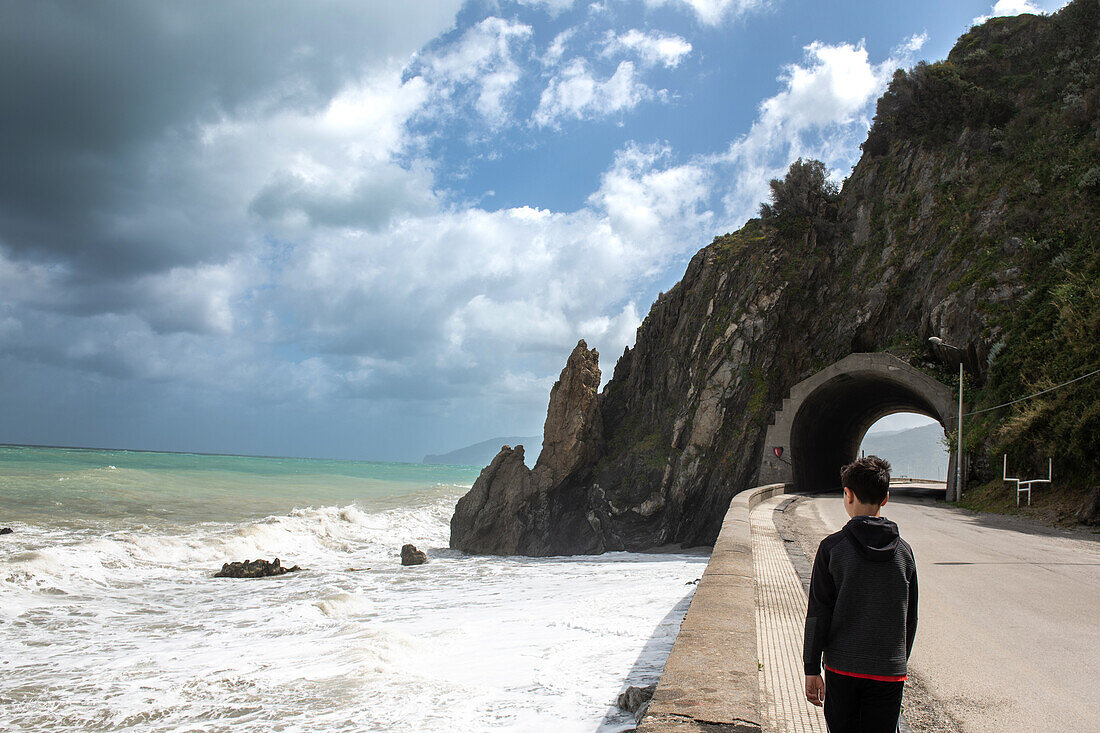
[0,490,706,732]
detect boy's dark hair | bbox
[841,455,891,504]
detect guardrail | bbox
[637,483,791,733]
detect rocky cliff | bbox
[451,1,1100,555]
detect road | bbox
[784,484,1100,733]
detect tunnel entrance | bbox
[758,353,959,497]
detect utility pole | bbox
[929,337,965,502]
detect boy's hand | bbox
[805,675,825,707]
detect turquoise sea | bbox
[0,445,705,732]
[0,444,483,526]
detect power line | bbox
[964,366,1100,417]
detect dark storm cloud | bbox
[0,0,459,277]
[249,165,438,232]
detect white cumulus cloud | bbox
[542,29,576,67]
[589,143,712,245]
[263,139,713,403]
[421,17,533,126]
[533,59,650,127]
[601,29,693,68]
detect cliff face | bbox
[451,1,1100,555]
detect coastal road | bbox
[784,485,1100,733]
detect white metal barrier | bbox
[1003,454,1052,507]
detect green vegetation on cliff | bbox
[855,2,1100,495]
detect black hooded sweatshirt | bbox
[803,515,918,679]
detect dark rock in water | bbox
[214,557,301,578]
[0,527,12,535]
[618,684,656,718]
[450,340,604,556]
[401,544,428,565]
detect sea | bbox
[0,445,706,732]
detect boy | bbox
[803,456,918,733]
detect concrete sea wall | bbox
[638,483,791,733]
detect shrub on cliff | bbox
[862,62,1016,157]
[758,158,839,226]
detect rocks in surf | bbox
[0,527,12,535]
[214,557,300,578]
[617,684,656,722]
[400,544,428,565]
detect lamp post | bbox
[929,337,964,501]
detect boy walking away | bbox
[803,456,918,733]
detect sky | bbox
[0,0,1070,461]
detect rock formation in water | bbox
[450,340,604,555]
[400,544,428,565]
[0,527,12,535]
[214,558,301,578]
[618,684,657,721]
[450,2,1100,555]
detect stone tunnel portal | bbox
[758,353,959,497]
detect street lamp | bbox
[929,336,964,501]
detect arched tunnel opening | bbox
[790,372,946,492]
[759,354,958,496]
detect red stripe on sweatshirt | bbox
[825,664,907,682]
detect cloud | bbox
[542,29,576,67]
[895,32,929,56]
[257,140,712,404]
[0,1,711,427]
[0,0,944,459]
[420,17,533,126]
[601,29,693,68]
[250,162,437,232]
[715,38,921,225]
[533,59,651,127]
[589,143,712,245]
[0,2,463,277]
[644,0,772,26]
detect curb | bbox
[638,483,790,733]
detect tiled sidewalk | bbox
[751,495,827,733]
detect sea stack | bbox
[450,340,604,556]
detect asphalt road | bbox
[788,484,1100,733]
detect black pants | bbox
[823,669,903,733]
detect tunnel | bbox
[758,353,958,496]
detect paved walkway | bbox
[751,495,826,733]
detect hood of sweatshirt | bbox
[842,516,900,562]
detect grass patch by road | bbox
[959,478,1099,528]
